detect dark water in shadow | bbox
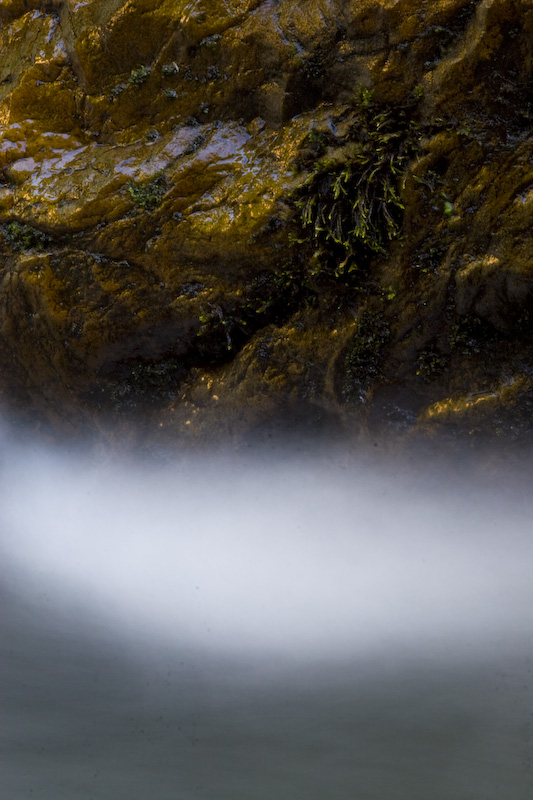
[1,443,532,799]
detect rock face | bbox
[1,0,533,448]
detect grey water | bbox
[1,441,532,799]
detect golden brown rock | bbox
[0,0,533,448]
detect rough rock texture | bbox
[1,0,533,449]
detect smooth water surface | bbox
[1,442,532,799]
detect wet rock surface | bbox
[1,0,533,448]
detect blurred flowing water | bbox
[1,439,532,799]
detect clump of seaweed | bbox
[292,94,420,277]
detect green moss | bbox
[300,49,329,81]
[292,98,420,277]
[109,65,151,98]
[197,303,241,354]
[356,86,374,108]
[129,65,151,87]
[412,243,447,274]
[127,173,167,212]
[442,198,454,218]
[294,127,336,169]
[1,221,50,251]
[342,310,391,402]
[416,348,449,382]
[194,269,307,364]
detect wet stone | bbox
[0,0,533,448]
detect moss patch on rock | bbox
[1,221,51,251]
[127,174,168,212]
[291,96,421,278]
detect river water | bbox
[1,441,532,799]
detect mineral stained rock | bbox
[1,0,533,448]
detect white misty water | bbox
[1,439,532,799]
